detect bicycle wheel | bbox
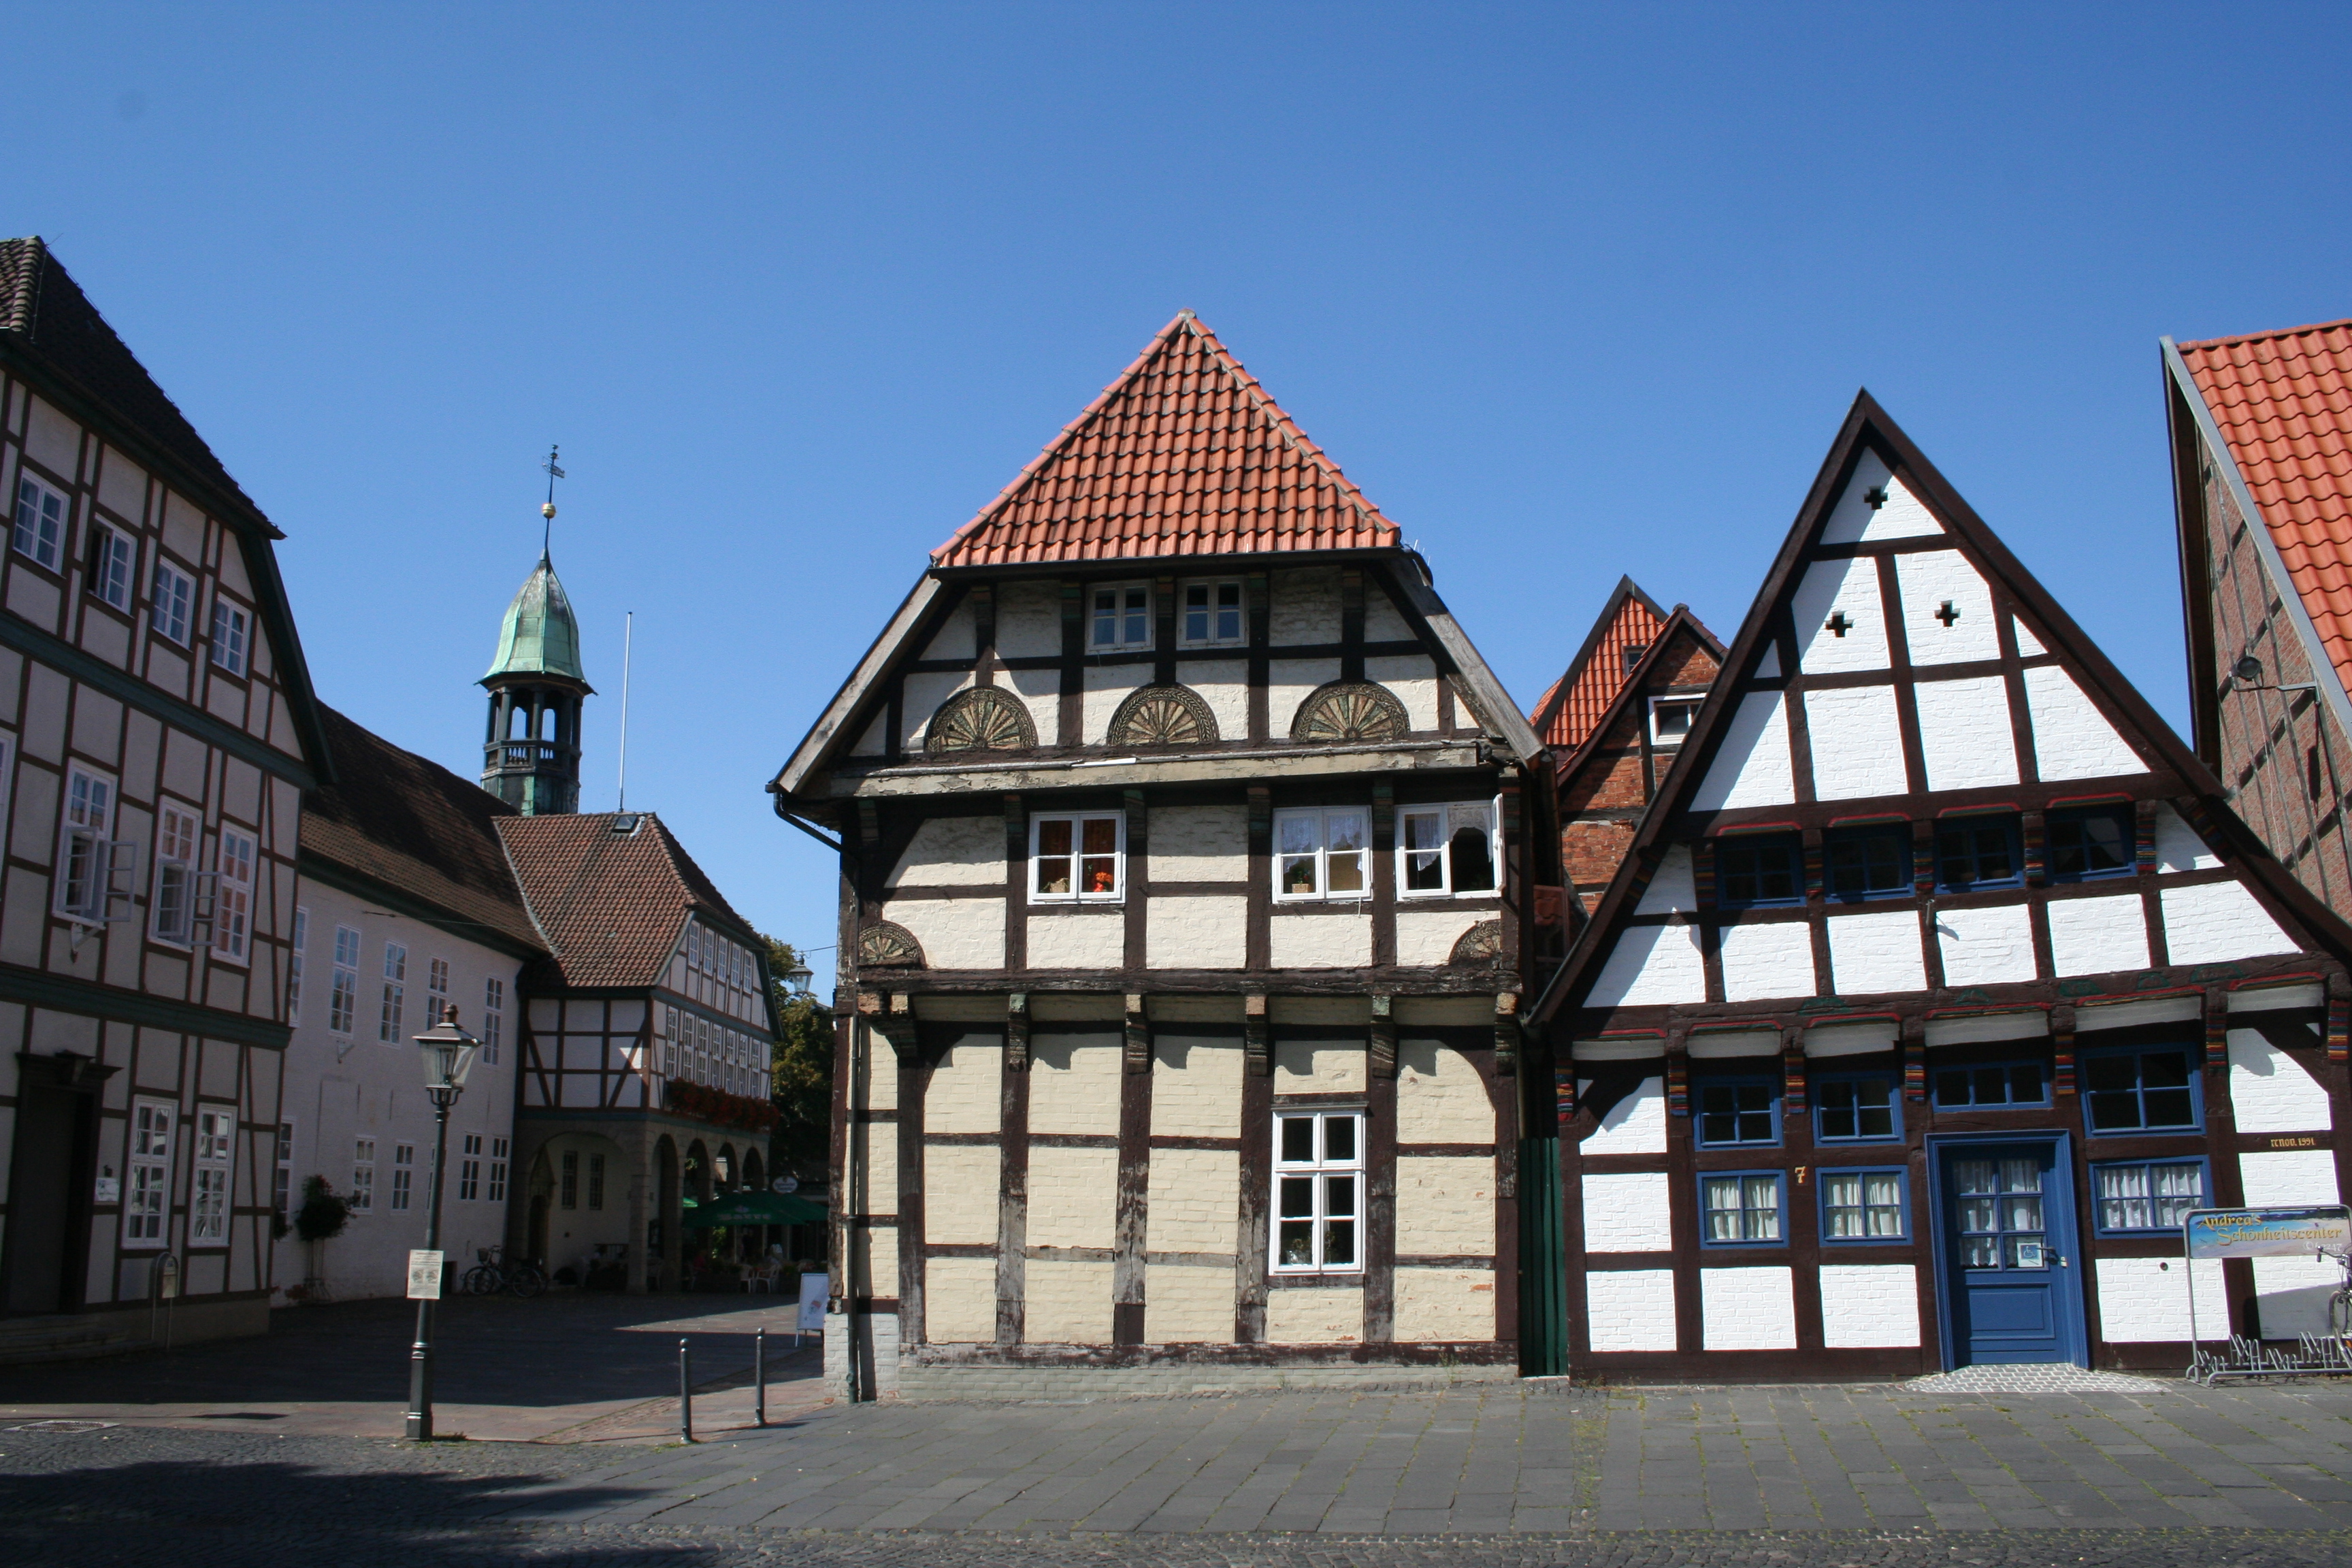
[461,1265,498,1296]
[506,1262,547,1299]
[2330,1288,2352,1338]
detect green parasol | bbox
[680,1190,827,1227]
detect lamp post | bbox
[781,957,813,996]
[406,1004,479,1442]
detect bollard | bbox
[755,1326,767,1428]
[679,1337,694,1443]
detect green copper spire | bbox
[482,550,587,686]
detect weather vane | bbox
[540,444,564,555]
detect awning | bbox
[681,1191,828,1227]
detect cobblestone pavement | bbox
[7,1379,2352,1565]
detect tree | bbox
[764,937,834,1171]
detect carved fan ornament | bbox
[856,921,924,968]
[1449,919,1504,966]
[1290,681,1410,745]
[1107,685,1219,747]
[924,685,1036,756]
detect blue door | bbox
[1937,1140,2084,1365]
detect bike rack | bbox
[2186,1333,2352,1385]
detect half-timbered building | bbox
[1524,393,2352,1379]
[772,312,1549,1400]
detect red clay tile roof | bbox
[299,708,544,954]
[496,812,759,990]
[2179,319,2352,690]
[932,312,1401,568]
[1531,581,1671,750]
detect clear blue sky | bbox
[10,3,2347,960]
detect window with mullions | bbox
[1696,1079,1780,1146]
[1031,812,1124,902]
[13,474,66,570]
[1936,815,2021,891]
[1090,583,1152,651]
[1397,802,1498,897]
[1821,1168,1907,1241]
[88,524,135,610]
[1824,825,1911,900]
[1272,1110,1362,1273]
[1815,1075,1900,1142]
[1181,581,1244,646]
[2046,805,2134,881]
[1275,807,1369,900]
[1932,1060,2047,1109]
[1700,1171,1784,1245]
[1715,833,1801,906]
[2083,1046,2200,1134]
[2093,1158,2208,1233]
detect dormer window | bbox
[12,475,65,571]
[1090,584,1151,652]
[209,599,250,675]
[152,561,193,644]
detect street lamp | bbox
[406,1004,479,1442]
[781,956,813,996]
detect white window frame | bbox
[13,473,66,570]
[152,801,202,945]
[391,1143,414,1211]
[459,1133,482,1202]
[212,826,255,962]
[126,1098,174,1246]
[1649,694,1703,749]
[378,942,407,1043]
[425,956,449,1029]
[191,1106,233,1246]
[208,595,250,675]
[329,925,361,1036]
[1270,1109,1365,1275]
[151,559,195,644]
[272,1120,295,1222]
[350,1138,375,1213]
[1029,811,1126,904]
[1088,581,1153,653]
[491,1137,511,1204]
[57,766,134,926]
[1179,578,1245,647]
[89,522,135,611]
[1273,806,1371,902]
[482,976,504,1065]
[287,907,308,1025]
[1396,799,1501,900]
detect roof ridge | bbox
[2176,317,2352,353]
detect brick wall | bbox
[1818,1264,1920,1348]
[1699,1266,1796,1351]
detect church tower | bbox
[480,506,591,814]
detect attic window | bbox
[610,814,642,835]
[1650,698,1701,748]
[1620,644,1648,675]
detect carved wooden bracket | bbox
[1244,993,1270,1077]
[1124,993,1152,1075]
[2204,987,2231,1074]
[1006,991,1030,1072]
[865,992,919,1063]
[1492,992,1520,1077]
[2050,1002,2077,1096]
[1369,994,1396,1079]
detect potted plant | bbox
[293,1175,350,1301]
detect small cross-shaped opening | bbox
[1825,610,1854,638]
[1863,486,1889,511]
[1934,600,1961,627]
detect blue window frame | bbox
[2046,805,2135,882]
[1696,1078,1781,1147]
[1824,825,1911,901]
[1937,815,2021,892]
[1699,1170,1786,1247]
[2083,1045,2201,1134]
[1814,1075,1901,1142]
[1931,1060,2048,1109]
[2091,1158,2210,1235]
[1716,833,1802,907]
[1820,1166,1908,1242]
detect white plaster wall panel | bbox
[1006,665,1060,743]
[848,710,890,757]
[2023,666,2146,781]
[1270,909,1372,969]
[1395,1156,1495,1256]
[924,1043,1002,1134]
[885,898,1007,970]
[994,580,1063,658]
[887,815,1007,887]
[2238,1149,2340,1207]
[1268,657,1342,736]
[1397,1041,1495,1144]
[1028,910,1127,969]
[1818,1264,1921,1347]
[1690,1030,1777,1058]
[1365,585,1414,643]
[1083,664,1144,742]
[1754,645,1781,679]
[2227,1030,2333,1133]
[1806,1021,1897,1057]
[851,1222,896,1298]
[1586,923,1707,1007]
[1582,1173,1675,1252]
[855,1030,899,1111]
[1925,1011,2047,1047]
[856,1122,898,1217]
[1145,1263,1232,1343]
[1700,1267,1797,1350]
[1269,567,1343,645]
[1152,1034,1243,1138]
[1024,1259,1114,1344]
[1027,1039,1122,1136]
[2012,618,2046,655]
[1818,457,1942,545]
[1690,693,1797,811]
[1719,921,1818,1002]
[1791,557,1891,674]
[1893,549,2002,665]
[917,598,977,664]
[1364,654,1440,731]
[1802,685,1908,800]
[1394,1269,1495,1342]
[2095,1256,2223,1341]
[1147,895,1248,969]
[2253,1255,2342,1337]
[2161,881,2298,966]
[1275,1041,1368,1094]
[1266,1286,1363,1343]
[1913,676,2022,791]
[1027,1145,1118,1250]
[1826,909,1927,996]
[2046,895,2151,979]
[1146,1148,1239,1254]
[1149,804,1250,882]
[1394,909,1481,968]
[1586,1269,1679,1352]
[2232,983,2325,1014]
[1187,658,1249,742]
[923,1145,1002,1245]
[1932,902,2039,987]
[1580,1078,1667,1155]
[1637,847,1697,915]
[900,670,976,750]
[2153,802,2222,872]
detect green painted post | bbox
[1518,1136,1568,1377]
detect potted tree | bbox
[291,1175,350,1303]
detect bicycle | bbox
[461,1245,548,1299]
[2325,1247,2352,1339]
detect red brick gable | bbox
[1529,578,1673,751]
